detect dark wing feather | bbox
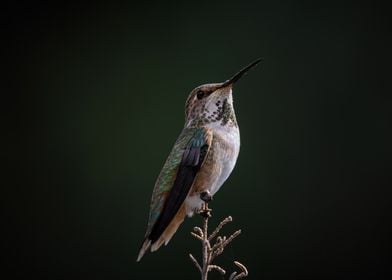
[148,128,210,243]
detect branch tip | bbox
[229,261,248,280]
[188,203,248,280]
[189,253,202,273]
[208,265,226,275]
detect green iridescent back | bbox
[145,127,206,236]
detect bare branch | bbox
[223,229,241,247]
[188,203,248,280]
[208,216,232,241]
[208,264,226,275]
[189,253,202,273]
[193,227,204,238]
[229,261,249,280]
[191,231,204,241]
[211,236,224,252]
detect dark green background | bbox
[4,1,391,279]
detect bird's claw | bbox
[200,191,213,202]
[199,203,212,218]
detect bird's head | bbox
[184,59,261,128]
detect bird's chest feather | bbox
[209,126,240,194]
[185,125,240,216]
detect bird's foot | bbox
[200,191,213,202]
[198,202,212,218]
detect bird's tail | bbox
[136,204,186,262]
[136,238,151,262]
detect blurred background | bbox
[3,1,391,279]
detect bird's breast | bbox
[209,127,240,195]
[184,126,240,216]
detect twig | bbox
[189,253,202,273]
[191,231,204,241]
[189,203,248,280]
[208,216,232,241]
[229,261,249,280]
[208,264,226,275]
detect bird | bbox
[137,59,261,262]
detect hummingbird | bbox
[137,59,261,262]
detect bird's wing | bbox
[144,127,212,242]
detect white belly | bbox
[185,126,240,216]
[209,127,240,195]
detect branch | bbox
[189,203,248,280]
[208,216,232,241]
[229,261,249,280]
[189,254,202,273]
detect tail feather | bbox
[137,204,186,261]
[136,239,151,262]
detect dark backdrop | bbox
[3,1,391,279]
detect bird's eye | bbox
[196,90,205,100]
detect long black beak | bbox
[222,58,262,87]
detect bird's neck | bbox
[185,100,238,129]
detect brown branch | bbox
[193,227,204,238]
[189,253,202,273]
[229,261,249,280]
[208,264,226,275]
[191,231,204,241]
[208,216,232,241]
[189,203,248,280]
